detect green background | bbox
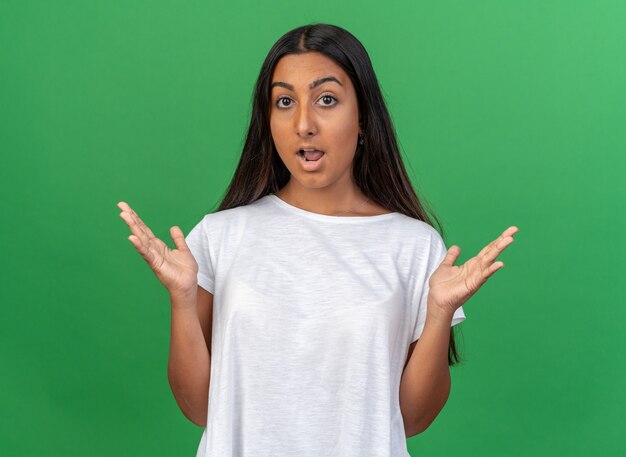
[1,1,624,455]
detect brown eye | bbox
[276,97,292,108]
[319,95,337,106]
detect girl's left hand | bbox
[427,226,519,319]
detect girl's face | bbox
[269,51,362,191]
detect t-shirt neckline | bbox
[266,194,400,223]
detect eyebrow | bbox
[270,76,343,91]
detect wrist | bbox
[426,299,455,327]
[169,289,197,310]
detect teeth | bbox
[299,148,321,162]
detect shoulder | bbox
[392,214,443,243]
[389,215,447,270]
[192,196,271,236]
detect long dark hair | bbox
[214,23,462,366]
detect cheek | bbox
[331,106,359,138]
[269,118,283,146]
[327,117,358,151]
[270,120,292,160]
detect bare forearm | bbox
[400,304,454,436]
[167,292,211,427]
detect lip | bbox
[297,145,322,152]
[296,150,325,172]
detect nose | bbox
[295,101,317,138]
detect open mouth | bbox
[298,149,325,162]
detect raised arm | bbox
[117,201,212,426]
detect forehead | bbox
[271,52,349,87]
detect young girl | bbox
[118,23,517,457]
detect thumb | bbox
[170,226,189,251]
[441,245,461,266]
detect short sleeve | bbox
[184,216,216,294]
[411,232,466,343]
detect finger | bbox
[476,232,503,257]
[118,202,157,240]
[129,212,153,245]
[117,204,153,247]
[478,226,519,260]
[170,226,189,252]
[483,236,515,264]
[474,261,505,287]
[488,261,505,275]
[117,201,134,215]
[471,260,505,288]
[119,210,151,247]
[441,245,461,266]
[118,203,165,268]
[119,210,143,238]
[130,211,157,240]
[127,234,156,265]
[504,226,519,236]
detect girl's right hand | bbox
[117,201,198,298]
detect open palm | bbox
[428,226,519,316]
[117,201,198,296]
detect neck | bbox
[275,180,369,217]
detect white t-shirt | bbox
[184,193,466,457]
